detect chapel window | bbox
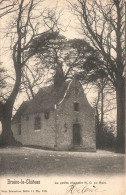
[34,116,41,130]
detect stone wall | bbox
[12,111,56,148]
[56,79,96,151]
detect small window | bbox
[18,124,21,135]
[34,116,41,130]
[74,102,79,111]
[44,111,50,119]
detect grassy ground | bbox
[0,147,125,176]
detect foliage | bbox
[28,33,105,83]
[96,123,116,149]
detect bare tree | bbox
[20,62,49,100]
[69,0,125,153]
[0,0,58,146]
[0,0,19,18]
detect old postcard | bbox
[0,0,125,195]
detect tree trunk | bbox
[0,69,22,147]
[116,77,125,153]
[0,104,14,146]
[100,80,104,132]
[0,107,21,147]
[0,119,14,146]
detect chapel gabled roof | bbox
[12,81,71,123]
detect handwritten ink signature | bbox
[66,184,106,194]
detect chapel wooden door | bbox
[73,124,81,145]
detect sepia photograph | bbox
[0,0,125,194]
